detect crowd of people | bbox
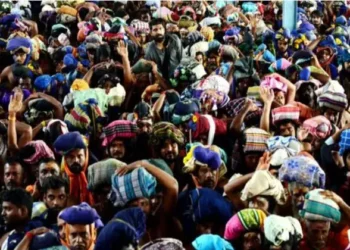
[0,0,350,249]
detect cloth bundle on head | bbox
[30,231,61,250]
[261,76,287,93]
[100,120,138,147]
[267,136,302,166]
[149,122,185,146]
[172,99,201,125]
[141,238,185,250]
[57,5,77,24]
[200,26,214,42]
[183,144,227,178]
[34,74,52,92]
[199,16,221,28]
[224,208,266,241]
[272,104,300,125]
[59,202,100,249]
[85,33,102,50]
[224,98,262,125]
[234,57,260,85]
[64,98,106,135]
[70,79,89,91]
[279,155,325,188]
[318,91,348,112]
[339,129,350,156]
[302,116,332,140]
[95,207,146,250]
[54,132,93,204]
[243,128,270,153]
[241,170,287,205]
[188,114,227,145]
[264,215,303,247]
[130,19,150,35]
[192,234,233,250]
[22,140,55,165]
[299,189,341,223]
[177,188,233,240]
[219,45,239,63]
[269,58,292,73]
[223,27,242,45]
[170,58,206,88]
[87,159,127,191]
[109,167,157,207]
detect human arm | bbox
[269,73,296,104]
[151,92,167,123]
[321,190,350,222]
[259,87,274,132]
[35,92,64,120]
[116,40,135,88]
[117,160,179,214]
[230,98,257,135]
[14,227,50,250]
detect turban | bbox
[141,238,184,250]
[87,159,127,192]
[339,129,350,155]
[272,105,300,125]
[264,215,303,247]
[302,116,332,140]
[149,122,185,146]
[172,99,201,125]
[200,27,214,42]
[299,189,341,223]
[192,234,233,250]
[71,79,89,91]
[100,120,138,147]
[243,128,270,153]
[318,91,348,112]
[241,170,287,205]
[130,19,150,35]
[224,208,266,241]
[267,136,302,166]
[224,98,262,125]
[279,155,326,188]
[22,140,55,165]
[110,167,157,207]
[34,75,52,92]
[95,208,146,250]
[6,37,31,54]
[223,27,242,44]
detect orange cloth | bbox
[63,150,94,205]
[293,101,319,122]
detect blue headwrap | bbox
[34,75,52,92]
[95,208,146,250]
[192,234,234,250]
[53,132,88,155]
[6,37,32,65]
[59,202,101,225]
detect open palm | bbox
[8,90,23,114]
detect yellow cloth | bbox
[71,79,89,91]
[200,27,214,42]
[58,5,78,16]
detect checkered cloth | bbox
[318,91,348,112]
[100,120,138,147]
[243,128,270,153]
[339,129,350,156]
[23,140,55,165]
[279,155,326,188]
[267,136,302,166]
[299,189,341,223]
[109,167,157,207]
[87,159,127,191]
[261,76,287,93]
[224,98,262,124]
[302,116,332,140]
[149,122,185,146]
[272,104,300,125]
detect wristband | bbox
[8,116,16,122]
[25,231,34,240]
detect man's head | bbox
[38,159,60,186]
[193,162,217,189]
[13,50,27,65]
[68,224,93,250]
[276,120,297,137]
[150,18,166,43]
[277,39,289,53]
[322,108,339,124]
[42,176,68,217]
[297,83,318,109]
[289,184,310,217]
[311,10,323,27]
[127,197,151,216]
[137,119,153,134]
[305,220,330,249]
[160,139,179,163]
[4,158,24,190]
[248,196,273,213]
[1,188,32,228]
[243,231,263,250]
[243,152,263,173]
[109,138,126,160]
[65,149,86,174]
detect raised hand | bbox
[116,40,128,58]
[8,89,23,115]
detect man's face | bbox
[1,201,26,227]
[298,83,316,108]
[128,197,151,215]
[195,164,217,189]
[38,161,60,186]
[323,109,339,124]
[311,15,321,26]
[68,224,92,250]
[244,153,261,173]
[279,122,295,137]
[306,220,330,249]
[13,52,26,65]
[137,120,152,134]
[243,232,262,250]
[141,13,150,23]
[291,186,310,212]
[160,139,179,162]
[196,54,204,65]
[65,149,86,174]
[4,163,24,190]
[248,196,270,212]
[274,90,285,106]
[58,217,66,240]
[44,187,67,212]
[151,24,165,43]
[277,39,288,53]
[109,139,125,160]
[18,77,32,90]
[318,49,331,64]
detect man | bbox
[310,10,324,34]
[59,203,101,250]
[42,176,69,226]
[144,18,183,80]
[100,120,138,163]
[38,159,60,187]
[0,188,41,249]
[3,157,25,190]
[53,131,94,204]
